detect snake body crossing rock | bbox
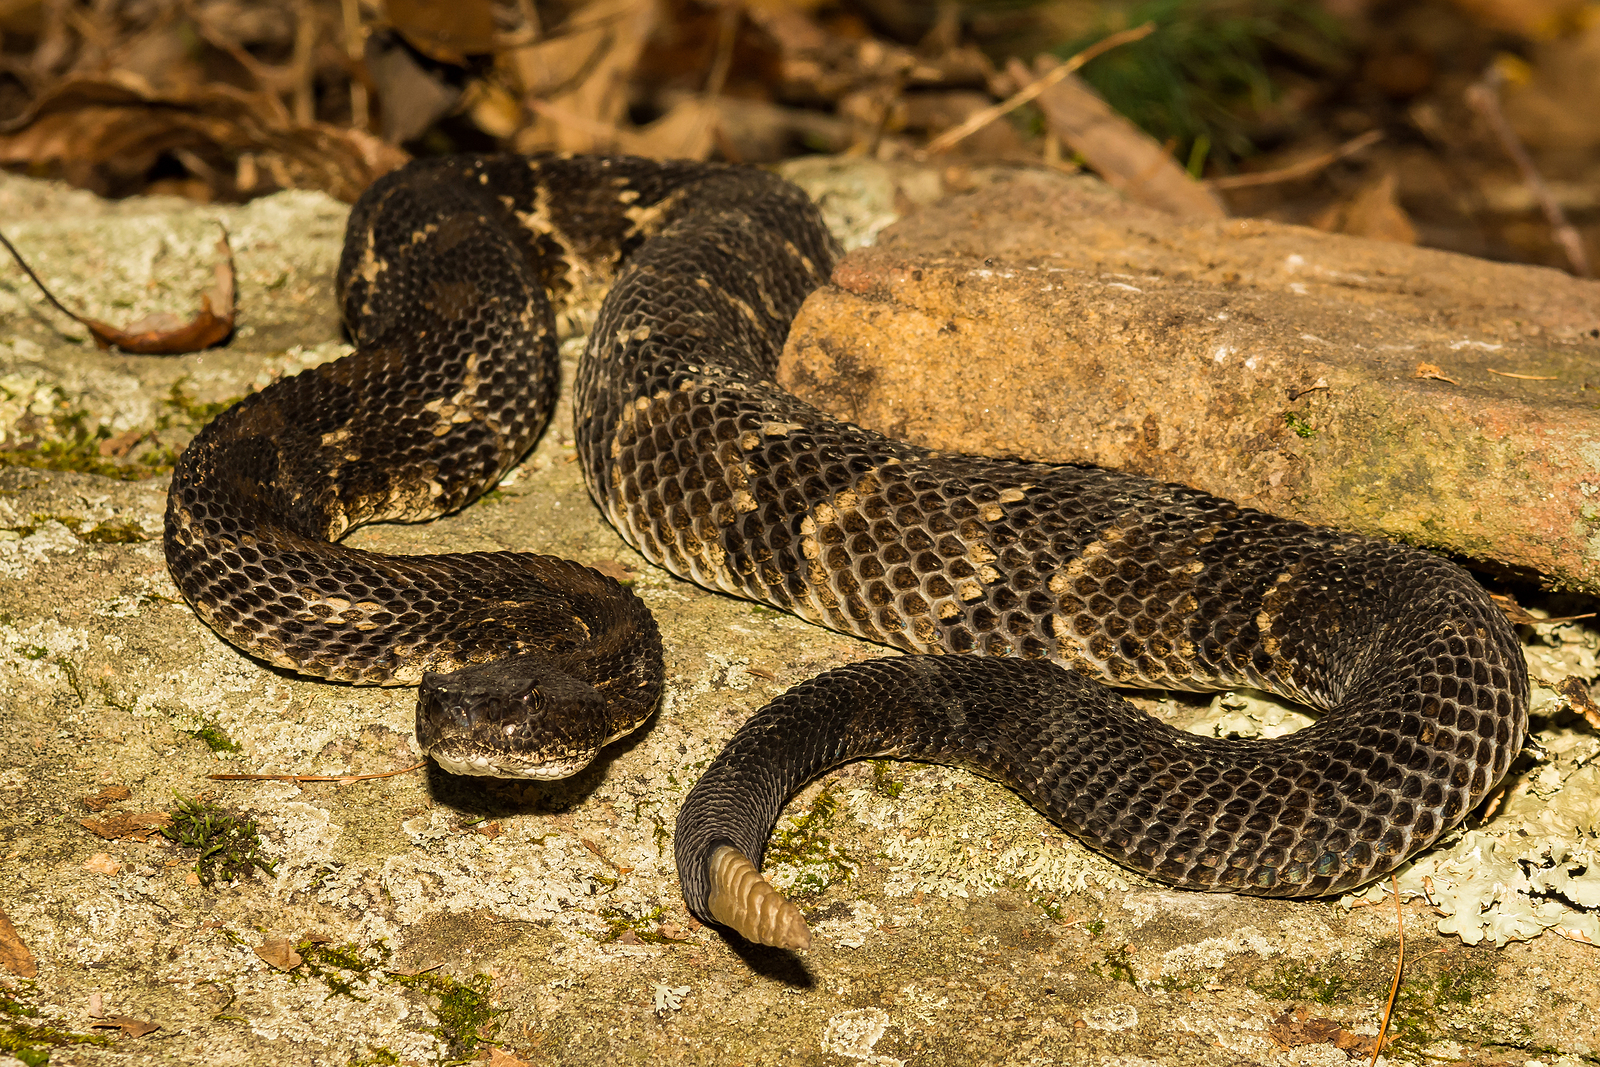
[164,155,1529,950]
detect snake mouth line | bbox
[426,748,597,781]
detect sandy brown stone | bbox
[780,177,1600,591]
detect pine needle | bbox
[1369,875,1405,1066]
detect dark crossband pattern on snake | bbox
[163,154,1530,952]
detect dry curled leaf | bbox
[86,230,235,354]
[94,230,233,355]
[1266,1006,1381,1056]
[1413,362,1459,384]
[97,428,149,457]
[0,77,407,203]
[1560,676,1600,729]
[387,0,497,64]
[255,937,304,971]
[82,853,122,875]
[82,785,132,812]
[1311,171,1417,245]
[78,812,171,842]
[589,558,639,581]
[0,225,234,355]
[0,905,38,978]
[88,1015,162,1038]
[507,0,661,155]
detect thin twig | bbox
[290,0,318,126]
[705,4,738,100]
[183,0,294,122]
[525,97,624,145]
[919,23,1156,157]
[1467,65,1591,277]
[515,29,616,106]
[1207,130,1384,190]
[1486,368,1557,380]
[686,2,740,161]
[341,0,369,132]
[209,761,427,783]
[512,0,542,44]
[0,228,90,323]
[1369,875,1405,1067]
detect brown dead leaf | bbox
[79,812,171,841]
[88,1015,162,1038]
[1311,171,1417,245]
[507,0,661,155]
[589,558,638,582]
[96,428,148,457]
[744,2,988,119]
[255,937,304,971]
[0,905,38,978]
[1561,677,1600,729]
[579,836,633,875]
[615,96,720,163]
[387,0,496,64]
[86,229,233,354]
[0,77,407,203]
[83,852,122,875]
[488,1046,534,1067]
[1266,1007,1380,1057]
[1009,56,1226,220]
[1492,592,1538,623]
[1448,0,1588,36]
[82,785,132,812]
[1412,362,1459,384]
[0,224,232,354]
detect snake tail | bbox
[678,615,1524,949]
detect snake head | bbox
[416,655,610,780]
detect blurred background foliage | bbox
[0,0,1593,273]
[1057,0,1349,171]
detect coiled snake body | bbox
[165,155,1529,950]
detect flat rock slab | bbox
[0,167,1597,1067]
[781,176,1600,592]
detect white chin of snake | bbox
[428,751,592,781]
